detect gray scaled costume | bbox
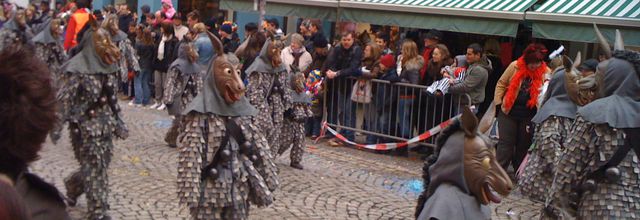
[245,39,291,156]
[31,20,66,88]
[56,27,127,220]
[111,30,140,89]
[518,67,577,203]
[275,75,313,167]
[177,51,279,220]
[0,12,33,50]
[549,48,640,218]
[163,42,204,147]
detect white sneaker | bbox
[156,103,166,111]
[134,104,143,108]
[149,103,159,109]
[128,100,135,106]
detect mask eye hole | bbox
[224,68,232,75]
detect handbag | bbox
[351,79,372,104]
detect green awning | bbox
[339,0,538,37]
[220,0,338,21]
[528,0,640,46]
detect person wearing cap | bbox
[139,4,150,25]
[579,58,598,76]
[172,12,188,41]
[218,21,238,53]
[419,29,443,80]
[368,53,400,144]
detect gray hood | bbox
[31,20,58,44]
[183,53,258,117]
[468,55,492,73]
[169,42,201,75]
[428,131,469,195]
[61,29,118,74]
[532,67,578,123]
[244,39,286,75]
[578,52,640,128]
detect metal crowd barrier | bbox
[323,77,464,149]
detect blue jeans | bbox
[134,69,152,105]
[305,116,322,136]
[398,98,414,139]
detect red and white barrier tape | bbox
[317,114,462,150]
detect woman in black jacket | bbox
[133,25,156,107]
[150,21,179,110]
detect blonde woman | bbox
[397,40,424,141]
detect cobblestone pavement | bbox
[31,101,542,219]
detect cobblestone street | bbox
[31,102,542,219]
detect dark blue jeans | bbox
[305,116,322,136]
[327,80,357,141]
[134,69,152,105]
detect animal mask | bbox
[290,64,305,93]
[50,19,62,38]
[185,42,198,63]
[207,31,245,104]
[461,105,513,205]
[89,16,120,65]
[268,40,282,68]
[13,9,27,29]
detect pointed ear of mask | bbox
[614,29,624,51]
[593,23,612,59]
[563,54,574,73]
[88,14,98,31]
[478,103,496,134]
[460,106,478,138]
[206,31,224,56]
[572,51,582,70]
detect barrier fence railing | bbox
[322,77,465,149]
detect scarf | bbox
[503,56,546,112]
[157,35,171,60]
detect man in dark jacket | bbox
[325,31,362,143]
[449,43,490,113]
[117,4,133,34]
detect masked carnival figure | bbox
[54,16,127,220]
[244,38,291,156]
[546,25,640,219]
[102,14,140,92]
[416,104,513,220]
[273,65,313,169]
[31,18,66,88]
[0,8,33,49]
[517,53,582,203]
[163,42,203,147]
[176,32,279,220]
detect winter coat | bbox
[399,56,423,85]
[281,46,312,73]
[325,44,363,78]
[151,36,179,73]
[376,68,400,112]
[449,56,491,105]
[494,60,551,114]
[135,42,156,70]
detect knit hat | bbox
[380,54,395,68]
[220,22,233,34]
[312,35,328,48]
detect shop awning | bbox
[527,0,640,46]
[338,0,538,37]
[220,0,338,21]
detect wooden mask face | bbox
[460,107,513,205]
[92,28,121,65]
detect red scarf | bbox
[503,57,546,112]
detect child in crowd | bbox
[426,55,467,96]
[305,69,324,139]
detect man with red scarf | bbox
[493,43,551,172]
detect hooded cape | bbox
[244,39,286,75]
[183,53,258,116]
[169,42,201,75]
[111,30,128,43]
[578,52,640,128]
[61,28,118,74]
[31,20,58,44]
[532,67,578,124]
[418,132,490,220]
